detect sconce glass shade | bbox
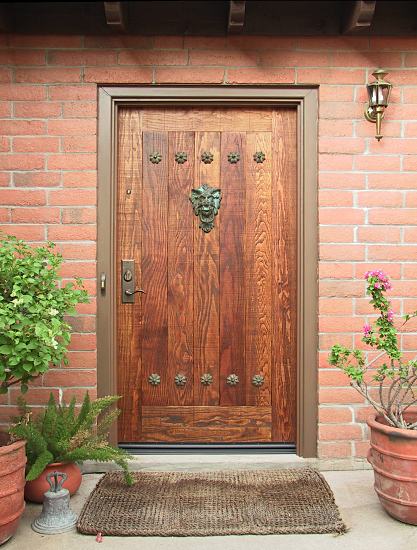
[366,69,392,108]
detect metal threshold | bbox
[119,442,296,455]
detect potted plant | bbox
[329,270,417,525]
[10,392,133,503]
[0,234,88,542]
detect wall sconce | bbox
[364,69,393,141]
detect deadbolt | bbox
[123,269,133,282]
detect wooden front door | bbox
[116,106,297,444]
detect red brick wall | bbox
[1,34,416,460]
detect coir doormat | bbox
[77,468,346,537]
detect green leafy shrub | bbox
[0,234,89,394]
[10,392,133,484]
[329,270,417,429]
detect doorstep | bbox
[80,454,371,474]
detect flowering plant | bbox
[329,270,417,429]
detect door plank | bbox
[193,132,221,406]
[219,132,246,406]
[245,132,272,407]
[117,108,143,442]
[271,109,298,442]
[141,131,169,406]
[167,131,194,406]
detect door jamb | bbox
[97,86,318,457]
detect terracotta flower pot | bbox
[24,461,82,504]
[367,411,417,525]
[0,438,26,545]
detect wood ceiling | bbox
[0,1,416,35]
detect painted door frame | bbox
[97,86,318,457]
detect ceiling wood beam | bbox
[343,0,376,34]
[104,2,127,32]
[228,0,246,34]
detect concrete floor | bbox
[5,468,417,550]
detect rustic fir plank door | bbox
[116,106,297,444]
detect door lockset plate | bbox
[122,260,135,303]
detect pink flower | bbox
[364,270,392,291]
[363,323,372,336]
[387,310,394,323]
[374,282,381,289]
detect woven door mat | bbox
[77,468,346,537]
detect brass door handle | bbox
[124,289,145,296]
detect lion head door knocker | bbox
[189,183,222,233]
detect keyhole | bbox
[124,270,133,282]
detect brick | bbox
[156,67,225,84]
[319,119,354,137]
[228,36,297,50]
[0,154,44,170]
[319,407,353,423]
[62,102,97,118]
[48,50,117,66]
[0,189,46,206]
[368,245,417,261]
[357,226,401,243]
[319,154,353,171]
[368,208,417,225]
[320,244,365,261]
[48,224,96,241]
[354,263,401,280]
[357,191,403,207]
[0,120,46,135]
[0,208,10,222]
[260,50,329,67]
[13,137,60,153]
[319,172,365,190]
[9,35,82,48]
[0,173,10,187]
[319,264,354,280]
[15,68,81,83]
[0,50,46,65]
[319,208,364,225]
[119,50,188,65]
[56,243,96,260]
[319,298,353,316]
[13,172,61,187]
[320,424,362,440]
[0,137,9,152]
[319,388,365,404]
[369,138,417,155]
[66,316,96,333]
[226,68,295,84]
[63,171,97,188]
[0,224,45,240]
[405,123,417,137]
[59,261,96,278]
[319,442,352,458]
[0,69,11,83]
[43,369,97,388]
[84,36,152,48]
[354,155,400,172]
[319,138,365,154]
[62,136,97,153]
[9,388,59,405]
[355,119,400,138]
[320,333,353,350]
[66,351,97,369]
[403,157,417,171]
[48,154,96,171]
[297,68,366,85]
[48,85,97,101]
[11,206,60,223]
[184,36,228,49]
[319,280,364,298]
[0,84,46,100]
[368,173,417,189]
[48,118,96,136]
[319,226,353,242]
[319,316,364,333]
[296,36,369,49]
[190,50,258,66]
[76,298,96,315]
[84,67,152,83]
[0,102,11,117]
[354,406,377,423]
[319,86,354,102]
[153,36,184,49]
[48,189,96,206]
[404,227,417,243]
[330,51,402,68]
[320,102,364,119]
[403,89,417,104]
[62,208,96,224]
[355,441,370,458]
[14,101,62,118]
[68,333,96,351]
[381,70,417,86]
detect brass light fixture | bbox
[364,69,393,141]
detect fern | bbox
[9,392,132,484]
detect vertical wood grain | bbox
[193,132,221,406]
[219,132,246,406]
[116,107,143,442]
[245,132,272,407]
[272,108,298,442]
[167,131,194,406]
[141,131,169,407]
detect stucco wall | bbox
[1,34,416,460]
